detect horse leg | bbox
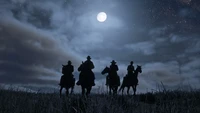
[86,87,92,96]
[121,87,124,95]
[130,86,133,95]
[70,87,74,94]
[66,88,69,96]
[127,86,130,95]
[118,86,122,92]
[113,87,118,95]
[133,85,137,96]
[118,85,124,95]
[81,86,85,96]
[107,85,109,94]
[112,87,115,95]
[109,86,112,95]
[60,87,63,98]
[116,87,118,94]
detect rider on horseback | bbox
[77,56,95,86]
[62,60,74,78]
[110,60,119,75]
[84,56,95,70]
[127,61,135,76]
[106,60,119,85]
[126,61,138,85]
[60,60,74,87]
[84,56,95,86]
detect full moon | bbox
[97,12,107,22]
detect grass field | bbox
[0,88,200,113]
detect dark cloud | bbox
[0,13,81,84]
[0,0,200,93]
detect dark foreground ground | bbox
[0,89,200,113]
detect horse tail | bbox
[59,75,64,86]
[117,75,120,86]
[118,86,122,92]
[118,77,126,92]
[118,85,124,92]
[72,78,75,87]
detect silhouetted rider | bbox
[106,60,120,86]
[127,61,135,76]
[84,56,95,70]
[109,60,118,76]
[62,60,74,78]
[77,56,95,86]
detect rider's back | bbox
[84,60,94,70]
[62,65,74,77]
[127,65,134,76]
[110,65,118,73]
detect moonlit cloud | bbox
[124,41,156,55]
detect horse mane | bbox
[101,66,110,75]
[78,63,83,72]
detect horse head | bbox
[101,66,110,75]
[78,62,84,72]
[136,65,142,73]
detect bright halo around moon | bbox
[97,12,107,22]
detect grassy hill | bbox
[0,89,200,113]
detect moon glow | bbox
[97,12,107,22]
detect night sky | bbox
[0,0,200,93]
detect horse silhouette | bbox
[76,62,95,96]
[59,74,75,97]
[101,66,120,95]
[119,65,142,95]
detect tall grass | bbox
[0,88,200,113]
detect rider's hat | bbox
[68,60,72,64]
[87,56,91,59]
[111,60,116,64]
[130,61,134,64]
